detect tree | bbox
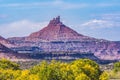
[99,72,109,80]
[70,59,101,80]
[114,62,120,72]
[75,73,91,80]
[30,59,103,80]
[0,58,20,70]
[0,59,108,80]
[0,69,21,80]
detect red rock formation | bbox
[0,35,14,48]
[7,16,120,60]
[26,16,95,42]
[0,43,28,59]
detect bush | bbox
[30,59,102,80]
[0,59,108,80]
[75,73,91,80]
[99,72,109,80]
[110,62,120,79]
[114,62,120,72]
[0,59,20,70]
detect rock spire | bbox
[48,16,63,26]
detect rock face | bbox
[0,43,27,59]
[0,35,14,48]
[0,43,13,53]
[8,16,120,60]
[26,16,95,42]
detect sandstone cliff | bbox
[8,16,120,60]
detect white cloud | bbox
[0,20,48,38]
[101,14,120,21]
[95,3,120,7]
[0,1,119,9]
[52,0,88,9]
[0,1,88,9]
[0,2,50,7]
[81,19,115,29]
[80,13,120,29]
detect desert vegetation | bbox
[107,62,120,80]
[0,58,111,80]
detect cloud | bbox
[73,13,120,41]
[95,3,120,7]
[52,0,88,9]
[80,14,120,29]
[101,13,120,21]
[0,1,119,10]
[0,20,48,38]
[81,19,114,29]
[0,2,49,7]
[0,1,88,9]
[0,1,88,10]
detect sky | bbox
[0,0,120,41]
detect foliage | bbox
[75,73,91,80]
[30,59,102,80]
[0,58,20,70]
[70,59,101,80]
[107,62,120,79]
[99,71,109,80]
[0,59,108,80]
[0,69,21,80]
[113,62,120,72]
[108,70,120,79]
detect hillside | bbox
[0,35,15,48]
[7,16,120,60]
[0,43,28,59]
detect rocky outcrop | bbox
[0,43,28,59]
[26,16,96,42]
[0,43,14,53]
[0,35,15,48]
[8,16,120,60]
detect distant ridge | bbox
[7,16,120,60]
[0,35,14,48]
[0,43,13,53]
[0,43,28,59]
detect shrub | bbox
[0,59,20,70]
[114,62,120,72]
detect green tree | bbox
[75,73,91,80]
[30,60,62,80]
[0,59,109,80]
[30,59,103,80]
[70,59,101,80]
[0,69,21,80]
[114,62,120,72]
[0,59,20,70]
[99,72,109,80]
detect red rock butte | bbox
[26,16,94,42]
[6,16,120,60]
